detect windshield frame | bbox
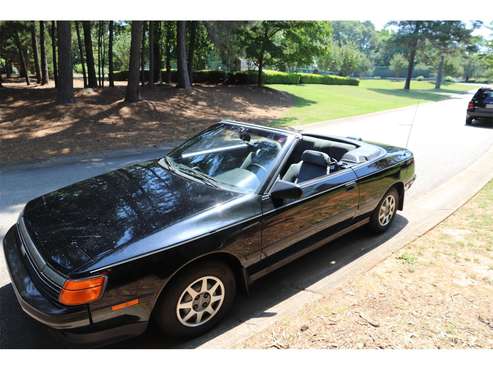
[161,121,298,195]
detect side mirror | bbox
[270,179,302,200]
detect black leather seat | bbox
[282,150,331,184]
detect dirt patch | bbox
[0,78,292,166]
[237,181,493,349]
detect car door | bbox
[260,168,359,260]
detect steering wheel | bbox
[248,163,268,177]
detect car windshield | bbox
[163,123,289,193]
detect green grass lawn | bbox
[268,79,478,126]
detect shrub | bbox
[113,70,129,81]
[226,71,255,85]
[299,73,359,86]
[415,75,425,81]
[262,70,301,84]
[445,76,457,83]
[192,70,227,84]
[113,69,359,86]
[389,53,408,78]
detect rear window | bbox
[476,90,493,100]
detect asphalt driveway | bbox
[1,91,493,348]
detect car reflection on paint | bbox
[3,120,415,345]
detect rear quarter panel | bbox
[353,144,414,216]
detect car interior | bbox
[278,135,383,185]
[174,129,384,192]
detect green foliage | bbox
[236,21,332,84]
[331,21,378,58]
[317,42,372,76]
[389,53,408,77]
[443,55,464,78]
[416,75,425,81]
[192,70,228,84]
[112,24,131,71]
[114,68,359,86]
[262,70,300,84]
[298,72,359,85]
[397,252,417,265]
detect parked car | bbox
[3,120,415,346]
[466,87,493,125]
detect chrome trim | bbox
[262,135,300,195]
[220,119,302,138]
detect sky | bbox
[372,20,492,40]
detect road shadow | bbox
[0,215,408,349]
[467,118,493,128]
[366,88,467,102]
[0,283,70,348]
[114,214,409,349]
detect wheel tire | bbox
[153,260,236,339]
[466,117,474,125]
[368,187,399,234]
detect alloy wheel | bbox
[176,276,225,327]
[378,194,396,226]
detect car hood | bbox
[22,160,241,275]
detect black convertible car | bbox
[3,120,415,345]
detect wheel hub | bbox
[192,292,211,312]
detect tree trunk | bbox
[100,22,106,87]
[125,21,143,103]
[148,21,155,85]
[140,21,146,86]
[165,22,172,84]
[153,22,162,83]
[404,41,417,90]
[187,21,197,83]
[257,27,268,87]
[56,21,74,104]
[50,21,58,87]
[82,21,97,88]
[6,60,13,78]
[75,21,87,87]
[14,33,30,85]
[108,20,114,87]
[30,22,42,83]
[39,21,50,85]
[176,21,191,89]
[404,23,421,90]
[435,53,445,89]
[257,54,264,87]
[97,21,102,87]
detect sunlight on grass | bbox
[269,79,479,125]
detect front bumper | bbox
[3,225,147,346]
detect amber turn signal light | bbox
[59,275,107,306]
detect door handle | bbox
[344,181,356,191]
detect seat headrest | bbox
[301,150,330,167]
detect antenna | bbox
[405,102,419,149]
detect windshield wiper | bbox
[175,165,220,189]
[160,156,174,171]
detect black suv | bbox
[466,87,493,125]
